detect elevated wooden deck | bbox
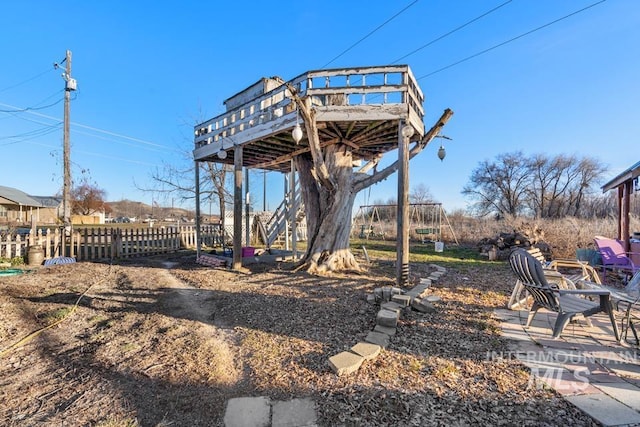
[193,65,425,172]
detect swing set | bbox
[352,203,459,245]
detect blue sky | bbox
[1,0,638,213]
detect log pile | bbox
[478,231,551,261]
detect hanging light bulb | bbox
[292,106,303,143]
[437,145,446,161]
[217,150,227,160]
[292,123,303,143]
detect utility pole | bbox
[61,50,77,235]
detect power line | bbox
[72,128,170,154]
[0,126,61,146]
[0,67,55,94]
[391,0,513,64]
[321,0,419,69]
[0,100,171,150]
[417,0,607,80]
[0,97,63,113]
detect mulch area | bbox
[0,251,599,426]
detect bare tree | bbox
[288,83,453,274]
[410,183,434,204]
[138,159,230,223]
[464,152,608,218]
[462,152,530,217]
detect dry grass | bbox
[358,215,640,259]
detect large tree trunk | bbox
[296,145,360,274]
[287,83,453,275]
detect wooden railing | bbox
[0,225,223,262]
[194,65,425,150]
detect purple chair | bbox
[594,236,640,281]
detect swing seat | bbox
[415,227,440,242]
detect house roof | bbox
[30,195,62,208]
[602,160,640,192]
[0,185,43,207]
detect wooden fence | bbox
[0,225,224,262]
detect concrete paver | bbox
[272,398,317,427]
[376,309,399,328]
[498,307,640,426]
[328,351,364,376]
[351,342,381,360]
[373,324,396,336]
[365,330,391,348]
[565,394,640,427]
[593,382,640,411]
[224,396,271,427]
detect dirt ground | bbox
[0,250,599,426]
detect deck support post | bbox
[195,161,201,258]
[290,158,297,260]
[397,121,410,286]
[233,145,243,270]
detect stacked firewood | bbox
[478,231,551,260]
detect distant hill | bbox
[106,199,194,221]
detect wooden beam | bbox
[252,137,340,170]
[341,138,361,150]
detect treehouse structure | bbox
[193,65,449,283]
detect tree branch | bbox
[286,83,335,192]
[353,108,454,193]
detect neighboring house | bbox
[30,195,63,224]
[0,185,61,225]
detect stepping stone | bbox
[390,287,403,295]
[381,301,404,314]
[391,294,412,307]
[382,287,392,301]
[374,324,396,336]
[365,331,390,348]
[351,342,381,360]
[223,396,271,427]
[429,264,446,272]
[366,294,377,305]
[593,382,640,411]
[377,309,399,328]
[565,393,640,426]
[419,278,432,285]
[328,351,364,376]
[408,284,428,294]
[272,398,317,427]
[412,297,436,313]
[425,295,442,303]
